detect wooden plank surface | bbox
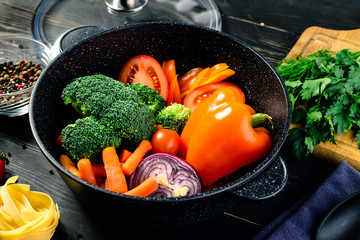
[286,26,360,170]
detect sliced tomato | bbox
[183,82,245,111]
[119,55,169,101]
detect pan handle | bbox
[229,156,287,200]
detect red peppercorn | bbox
[0,90,3,94]
[17,85,24,89]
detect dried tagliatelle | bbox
[0,176,60,240]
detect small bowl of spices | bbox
[0,36,52,117]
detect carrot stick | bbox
[123,177,159,197]
[92,163,106,177]
[119,149,132,163]
[59,154,82,178]
[122,140,152,175]
[102,147,128,193]
[77,158,98,186]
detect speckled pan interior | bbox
[29,22,291,227]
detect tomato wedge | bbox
[183,82,245,111]
[119,55,169,101]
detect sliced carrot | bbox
[119,149,133,163]
[77,158,97,186]
[56,135,62,147]
[92,163,106,177]
[102,147,128,193]
[59,154,82,178]
[123,177,159,197]
[122,140,152,175]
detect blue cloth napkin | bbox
[252,160,360,240]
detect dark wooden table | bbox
[1,0,359,239]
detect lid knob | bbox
[104,0,148,12]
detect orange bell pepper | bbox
[180,87,272,186]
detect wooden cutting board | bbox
[286,26,360,170]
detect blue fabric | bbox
[252,161,360,240]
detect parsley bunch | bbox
[277,49,360,159]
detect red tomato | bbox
[178,67,203,94]
[151,129,181,155]
[183,82,245,111]
[0,159,5,181]
[119,55,169,101]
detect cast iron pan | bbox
[29,22,291,228]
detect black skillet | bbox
[29,22,291,228]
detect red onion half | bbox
[129,153,202,198]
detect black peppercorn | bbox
[0,60,43,102]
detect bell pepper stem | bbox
[251,113,273,129]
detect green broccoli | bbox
[61,116,122,163]
[128,83,166,116]
[155,103,192,134]
[61,74,130,117]
[99,100,156,145]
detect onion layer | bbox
[129,153,201,198]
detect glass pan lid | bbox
[32,0,222,51]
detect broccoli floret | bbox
[61,116,122,163]
[118,86,141,103]
[61,74,131,117]
[155,103,192,134]
[99,100,156,145]
[128,83,166,116]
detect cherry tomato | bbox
[119,55,169,101]
[151,129,181,155]
[178,67,203,94]
[0,159,5,181]
[183,82,245,111]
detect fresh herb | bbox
[277,49,360,159]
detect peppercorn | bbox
[0,60,43,104]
